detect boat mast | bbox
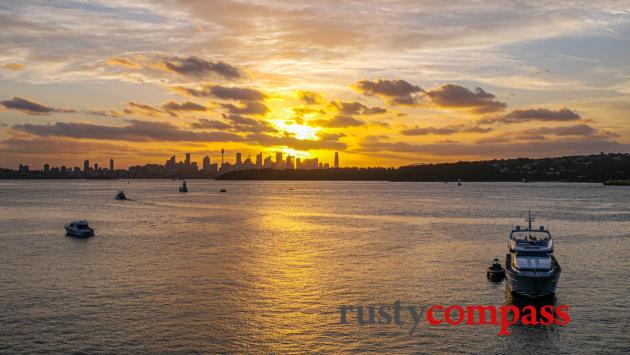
[526,209,535,230]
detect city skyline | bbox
[1,2,630,168]
[4,150,342,178]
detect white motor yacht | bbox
[504,211,561,298]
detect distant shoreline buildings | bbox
[1,150,341,179]
[3,152,629,183]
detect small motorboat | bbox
[179,180,188,193]
[487,258,505,281]
[64,220,94,237]
[220,189,227,193]
[115,190,126,200]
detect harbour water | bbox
[0,180,629,353]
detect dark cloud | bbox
[0,97,76,115]
[0,136,138,155]
[330,101,386,115]
[354,79,423,105]
[12,120,243,142]
[523,124,596,136]
[190,119,232,130]
[312,115,365,128]
[85,110,122,118]
[127,102,163,116]
[298,90,323,104]
[221,101,269,116]
[501,107,581,123]
[174,85,265,101]
[247,133,346,151]
[424,84,506,113]
[401,124,491,136]
[161,101,207,112]
[317,132,346,141]
[161,56,240,79]
[358,136,630,157]
[223,114,277,133]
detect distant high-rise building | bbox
[110,159,114,172]
[236,152,242,166]
[165,155,176,171]
[263,156,272,169]
[255,152,263,169]
[221,148,225,167]
[286,156,294,169]
[185,153,191,168]
[203,156,211,172]
[84,160,89,172]
[275,152,283,168]
[43,163,50,174]
[94,163,99,171]
[334,152,339,168]
[243,157,253,169]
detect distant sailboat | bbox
[179,180,188,193]
[457,178,462,186]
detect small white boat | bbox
[64,220,94,237]
[115,190,126,200]
[457,178,462,186]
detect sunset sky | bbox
[1,1,629,169]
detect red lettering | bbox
[466,305,498,325]
[445,305,465,325]
[427,305,443,325]
[555,305,570,326]
[539,305,554,325]
[499,305,520,336]
[520,305,538,325]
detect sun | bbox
[271,120,320,140]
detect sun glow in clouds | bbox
[271,120,320,140]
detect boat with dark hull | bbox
[505,212,561,298]
[179,180,188,193]
[487,258,505,282]
[64,220,94,238]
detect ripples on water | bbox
[0,180,629,353]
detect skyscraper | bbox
[83,159,89,172]
[286,156,294,169]
[203,156,210,172]
[255,152,263,169]
[221,148,225,167]
[334,152,339,168]
[236,152,242,166]
[275,152,283,169]
[263,156,272,169]
[185,153,191,168]
[43,163,50,174]
[110,158,114,172]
